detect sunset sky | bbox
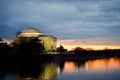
[0,0,120,50]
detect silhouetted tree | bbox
[57,45,66,54]
[13,37,44,55]
[74,47,85,54]
[0,38,11,56]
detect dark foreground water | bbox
[0,57,120,80]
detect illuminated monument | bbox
[14,28,57,53]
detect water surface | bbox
[1,57,120,80]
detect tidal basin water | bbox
[1,57,120,80]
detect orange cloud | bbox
[57,37,120,50]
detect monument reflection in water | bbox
[1,57,120,80]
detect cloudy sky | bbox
[0,0,120,49]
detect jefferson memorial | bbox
[14,28,57,53]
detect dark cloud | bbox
[0,24,16,39]
[0,0,120,43]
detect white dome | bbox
[22,28,42,33]
[19,28,42,37]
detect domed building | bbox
[13,28,57,54]
[18,28,43,37]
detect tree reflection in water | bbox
[0,57,58,80]
[0,57,120,80]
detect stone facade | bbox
[13,28,57,53]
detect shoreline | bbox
[0,54,119,62]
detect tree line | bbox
[0,37,44,56]
[0,37,120,57]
